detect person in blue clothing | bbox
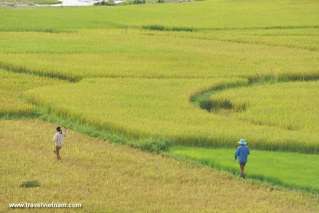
[235,139,250,178]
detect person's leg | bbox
[239,164,243,177]
[240,163,246,178]
[56,146,61,160]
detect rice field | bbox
[3,120,319,212]
[0,28,318,80]
[211,81,319,132]
[1,0,319,210]
[0,70,63,117]
[25,78,319,152]
[170,146,319,192]
[0,0,318,31]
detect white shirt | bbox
[53,132,64,147]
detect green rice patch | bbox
[169,146,319,193]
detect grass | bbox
[211,81,319,132]
[2,120,319,212]
[0,0,319,206]
[20,180,41,188]
[0,0,318,31]
[37,110,170,153]
[25,78,319,152]
[175,28,319,51]
[0,69,64,116]
[142,25,194,32]
[0,28,318,80]
[169,146,319,193]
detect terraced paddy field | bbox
[1,0,319,211]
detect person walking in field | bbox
[235,139,250,178]
[53,126,66,160]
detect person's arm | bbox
[63,128,67,137]
[53,133,57,142]
[234,148,238,160]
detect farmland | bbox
[0,70,63,117]
[211,81,319,132]
[25,78,319,153]
[1,120,319,212]
[0,29,318,80]
[0,0,318,31]
[170,146,319,192]
[1,0,319,211]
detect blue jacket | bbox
[235,145,250,163]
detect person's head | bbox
[56,126,62,133]
[238,138,247,146]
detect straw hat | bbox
[238,138,247,145]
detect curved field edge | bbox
[23,75,319,153]
[0,62,80,82]
[2,70,319,194]
[210,82,319,133]
[169,146,319,194]
[2,120,319,212]
[191,73,319,131]
[0,69,66,118]
[191,72,319,112]
[2,68,319,153]
[3,103,319,195]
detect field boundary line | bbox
[213,38,318,52]
[141,30,319,52]
[20,81,319,154]
[2,61,319,153]
[142,25,319,32]
[0,61,80,82]
[168,152,319,195]
[191,73,319,132]
[2,112,319,195]
[0,62,253,80]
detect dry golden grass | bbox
[1,119,318,212]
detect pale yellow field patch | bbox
[1,119,319,212]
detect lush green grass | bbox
[3,120,319,212]
[170,146,319,193]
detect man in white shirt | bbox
[53,126,66,160]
